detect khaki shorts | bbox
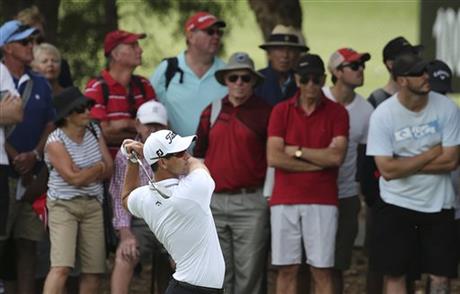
[334,196,361,270]
[131,217,166,263]
[47,196,106,273]
[271,204,338,268]
[0,177,45,242]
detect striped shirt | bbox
[45,124,104,202]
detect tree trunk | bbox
[104,0,118,32]
[247,0,303,40]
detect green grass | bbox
[116,0,460,101]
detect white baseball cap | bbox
[136,101,168,126]
[143,130,196,165]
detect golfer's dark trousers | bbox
[165,279,224,294]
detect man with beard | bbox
[366,54,460,294]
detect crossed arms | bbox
[267,136,348,172]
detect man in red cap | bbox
[150,11,227,137]
[85,29,156,159]
[323,47,374,294]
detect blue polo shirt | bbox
[150,51,227,136]
[254,65,298,106]
[8,69,55,153]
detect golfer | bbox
[120,129,225,294]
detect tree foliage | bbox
[0,0,303,85]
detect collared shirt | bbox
[194,95,272,192]
[8,68,55,153]
[254,65,298,106]
[128,169,225,288]
[84,70,156,156]
[109,143,153,229]
[150,51,227,136]
[268,90,349,206]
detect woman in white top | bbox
[43,87,112,294]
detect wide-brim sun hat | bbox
[215,52,265,86]
[53,86,95,122]
[259,24,309,52]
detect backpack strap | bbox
[86,122,99,140]
[131,75,146,99]
[95,76,110,106]
[209,99,222,128]
[5,78,34,138]
[164,57,184,90]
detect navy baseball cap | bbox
[383,36,423,62]
[427,60,453,94]
[294,54,325,76]
[0,20,38,47]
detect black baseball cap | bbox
[392,54,428,78]
[427,60,452,94]
[383,36,423,62]
[294,54,325,76]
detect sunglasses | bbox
[165,150,187,159]
[14,37,34,46]
[299,75,323,85]
[339,62,365,71]
[403,69,427,77]
[73,103,91,114]
[203,28,224,37]
[227,74,252,83]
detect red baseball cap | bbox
[328,48,371,71]
[104,30,146,56]
[184,11,226,32]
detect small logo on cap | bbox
[156,149,164,158]
[433,70,450,79]
[165,131,176,144]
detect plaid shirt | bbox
[109,144,152,230]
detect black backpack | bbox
[163,57,184,90]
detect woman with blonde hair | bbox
[33,43,63,96]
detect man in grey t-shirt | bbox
[366,54,460,294]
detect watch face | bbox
[295,150,302,158]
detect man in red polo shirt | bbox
[267,53,349,294]
[194,52,272,294]
[85,29,156,158]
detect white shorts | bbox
[271,204,338,268]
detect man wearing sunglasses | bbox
[121,130,225,294]
[366,54,460,294]
[150,11,227,137]
[194,52,271,294]
[85,29,156,159]
[0,19,55,294]
[322,47,374,294]
[267,54,349,294]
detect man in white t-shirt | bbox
[366,54,460,294]
[120,130,225,293]
[0,63,21,239]
[323,47,374,293]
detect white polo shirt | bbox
[323,87,373,199]
[128,168,225,288]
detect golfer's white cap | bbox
[143,130,195,165]
[136,101,168,126]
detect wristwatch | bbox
[294,146,302,159]
[32,149,42,161]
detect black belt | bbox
[171,279,223,294]
[215,187,260,195]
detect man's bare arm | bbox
[419,146,459,173]
[0,93,22,125]
[120,139,143,209]
[292,136,348,168]
[101,119,137,146]
[374,144,442,180]
[267,137,323,172]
